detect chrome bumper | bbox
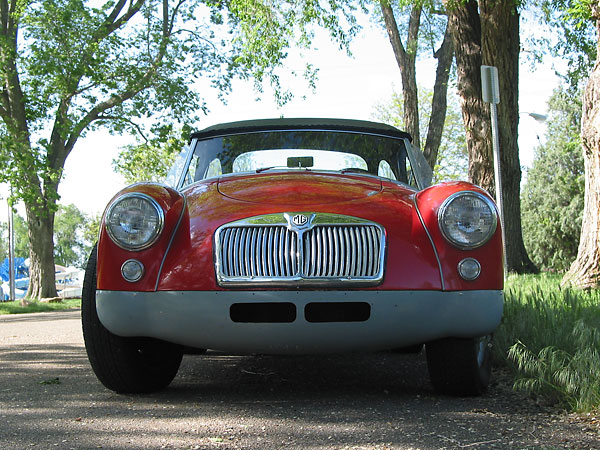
[96,289,503,354]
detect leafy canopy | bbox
[373,86,467,182]
[531,0,597,87]
[521,87,584,271]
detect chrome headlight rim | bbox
[105,192,165,251]
[438,190,498,250]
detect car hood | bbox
[217,172,382,205]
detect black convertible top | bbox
[190,118,412,141]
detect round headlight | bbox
[105,193,164,251]
[438,191,497,250]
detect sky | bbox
[0,11,559,222]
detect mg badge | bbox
[292,214,309,227]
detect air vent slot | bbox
[304,302,371,323]
[230,303,296,323]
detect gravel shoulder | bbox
[0,310,598,449]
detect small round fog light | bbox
[121,259,145,283]
[458,258,481,281]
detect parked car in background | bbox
[82,118,504,395]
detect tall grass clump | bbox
[495,273,600,412]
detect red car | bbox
[82,118,504,395]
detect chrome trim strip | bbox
[413,197,445,290]
[215,213,386,287]
[155,194,187,291]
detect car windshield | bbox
[166,129,430,190]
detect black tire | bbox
[425,335,492,396]
[81,246,183,394]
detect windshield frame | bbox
[169,128,432,191]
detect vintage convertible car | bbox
[82,118,504,395]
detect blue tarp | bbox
[0,257,28,282]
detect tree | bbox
[113,126,190,184]
[54,204,90,268]
[379,0,454,168]
[0,0,236,299]
[444,0,536,273]
[521,88,584,271]
[374,85,468,182]
[562,1,600,288]
[0,0,358,299]
[0,210,28,261]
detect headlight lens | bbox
[438,191,497,249]
[105,193,164,250]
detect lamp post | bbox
[481,65,507,274]
[7,196,15,302]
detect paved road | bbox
[0,310,598,449]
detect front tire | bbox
[81,247,183,393]
[426,336,492,396]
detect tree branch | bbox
[93,0,145,44]
[96,114,150,142]
[407,5,422,58]
[380,1,408,68]
[423,22,454,168]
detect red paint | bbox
[218,172,382,205]
[415,182,504,290]
[96,174,503,293]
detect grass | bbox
[495,273,600,412]
[0,298,81,315]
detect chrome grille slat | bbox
[216,214,385,286]
[249,228,257,277]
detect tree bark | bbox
[380,1,454,171]
[25,203,58,299]
[480,0,536,273]
[380,2,422,150]
[563,2,600,288]
[446,0,536,273]
[423,24,454,168]
[446,0,495,192]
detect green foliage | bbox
[495,273,600,412]
[1,0,366,297]
[521,87,584,271]
[0,298,81,315]
[374,0,449,57]
[373,86,467,182]
[8,212,29,259]
[113,125,190,184]
[227,0,364,104]
[82,213,101,251]
[54,204,91,268]
[532,0,597,87]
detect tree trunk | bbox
[423,24,454,168]
[380,1,454,171]
[25,203,58,300]
[446,0,495,192]
[563,3,600,288]
[380,2,422,150]
[480,0,536,274]
[447,0,536,273]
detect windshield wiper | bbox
[255,166,277,173]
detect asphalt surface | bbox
[0,309,598,449]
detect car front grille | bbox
[215,213,385,287]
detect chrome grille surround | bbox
[215,213,386,287]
